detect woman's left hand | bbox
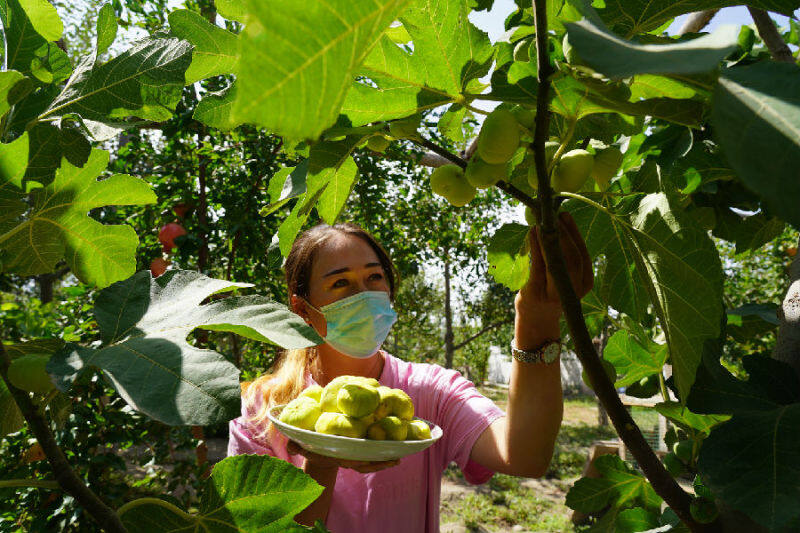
[516,211,593,315]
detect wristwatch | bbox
[510,337,561,364]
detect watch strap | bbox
[510,338,561,364]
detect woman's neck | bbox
[313,345,385,386]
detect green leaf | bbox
[487,223,530,291]
[628,75,696,101]
[18,0,61,41]
[712,209,784,254]
[0,379,24,436]
[0,70,33,119]
[233,0,408,140]
[5,339,64,360]
[567,193,724,400]
[603,330,667,388]
[565,19,737,79]
[0,148,156,287]
[214,0,245,23]
[595,0,800,38]
[193,82,240,130]
[48,270,322,426]
[0,0,49,78]
[168,9,238,85]
[698,404,800,531]
[40,37,193,125]
[654,401,730,436]
[30,42,72,85]
[96,3,117,56]
[613,508,660,532]
[725,303,779,342]
[118,455,322,532]
[263,160,309,217]
[0,133,29,237]
[711,62,800,228]
[341,0,493,126]
[566,455,661,513]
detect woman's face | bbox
[291,233,390,337]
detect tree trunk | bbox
[773,236,800,382]
[37,274,55,304]
[443,258,455,369]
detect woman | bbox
[228,213,593,532]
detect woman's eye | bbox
[370,273,384,280]
[333,279,348,288]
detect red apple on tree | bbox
[158,222,187,252]
[150,257,169,277]
[173,202,191,219]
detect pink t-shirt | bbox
[227,350,505,533]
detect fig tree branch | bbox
[748,8,795,63]
[0,340,128,533]
[529,1,708,530]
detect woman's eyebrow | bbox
[323,262,382,278]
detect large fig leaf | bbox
[567,193,724,400]
[0,0,60,78]
[595,0,800,38]
[565,19,737,79]
[698,404,800,531]
[566,454,661,513]
[168,9,238,85]
[603,329,667,388]
[0,147,156,288]
[654,401,730,437]
[118,455,323,532]
[341,0,493,125]
[193,82,240,131]
[39,36,192,125]
[0,379,24,436]
[0,70,32,118]
[487,223,530,291]
[711,62,800,229]
[0,133,29,236]
[232,0,408,140]
[48,270,322,426]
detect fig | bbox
[625,374,660,398]
[477,109,520,165]
[373,386,414,420]
[511,106,536,130]
[279,396,322,431]
[406,419,432,440]
[367,415,409,441]
[389,115,421,139]
[8,354,54,394]
[315,412,368,438]
[524,206,536,226]
[513,39,531,62]
[552,149,594,193]
[673,440,694,463]
[690,498,719,524]
[320,375,380,413]
[526,141,560,189]
[465,159,507,189]
[366,135,390,153]
[662,452,684,477]
[298,384,323,402]
[591,147,623,191]
[429,164,476,207]
[337,382,380,418]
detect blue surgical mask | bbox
[303,291,398,358]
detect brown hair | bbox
[242,223,400,441]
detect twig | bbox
[529,1,710,531]
[0,340,127,532]
[748,8,795,63]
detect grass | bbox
[440,391,622,532]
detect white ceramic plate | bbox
[268,405,442,462]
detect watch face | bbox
[543,343,560,363]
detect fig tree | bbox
[366,135,390,153]
[526,141,560,189]
[477,109,520,165]
[430,164,476,207]
[552,149,594,193]
[8,354,54,394]
[407,419,432,440]
[591,146,623,191]
[465,158,507,189]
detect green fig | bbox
[320,375,380,413]
[625,374,660,399]
[690,498,719,524]
[373,386,414,421]
[477,109,520,165]
[389,115,421,139]
[591,147,623,191]
[279,396,322,431]
[526,141,560,189]
[465,158,507,189]
[8,354,54,394]
[315,412,368,438]
[366,135,390,152]
[367,415,409,441]
[552,149,594,193]
[511,105,536,130]
[337,382,380,418]
[406,419,432,440]
[430,164,476,207]
[298,384,323,402]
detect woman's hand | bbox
[287,440,400,474]
[516,211,593,315]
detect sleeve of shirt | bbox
[227,416,274,456]
[424,366,506,485]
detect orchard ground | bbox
[117,385,661,532]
